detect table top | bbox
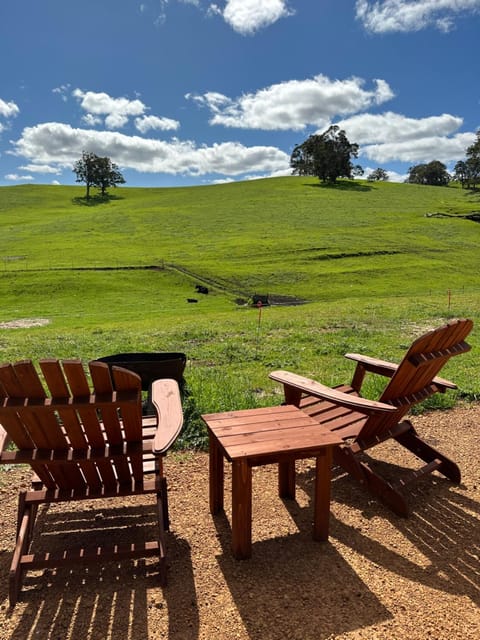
[202,404,342,462]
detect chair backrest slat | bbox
[112,366,144,482]
[89,361,132,481]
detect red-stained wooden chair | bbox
[0,359,183,606]
[269,319,473,517]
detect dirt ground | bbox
[0,405,479,640]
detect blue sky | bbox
[1,0,479,187]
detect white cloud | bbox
[12,122,290,177]
[220,0,294,35]
[335,111,475,165]
[52,85,71,102]
[72,89,146,129]
[337,112,464,144]
[356,0,480,34]
[189,75,394,130]
[362,132,476,164]
[135,115,180,133]
[5,173,34,181]
[0,98,20,119]
[81,113,103,127]
[19,163,63,174]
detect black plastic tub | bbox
[94,352,186,389]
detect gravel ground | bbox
[0,405,479,640]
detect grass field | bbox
[1,178,479,446]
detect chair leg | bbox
[394,421,461,484]
[334,446,410,517]
[9,503,33,607]
[156,492,168,586]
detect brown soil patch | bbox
[0,405,479,639]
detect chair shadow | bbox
[2,502,199,639]
[212,512,391,640]
[294,460,480,606]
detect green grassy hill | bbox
[1,178,479,442]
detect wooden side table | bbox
[202,405,342,559]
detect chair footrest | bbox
[393,458,442,489]
[19,541,162,570]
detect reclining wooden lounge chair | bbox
[0,359,183,606]
[269,319,473,517]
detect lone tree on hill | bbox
[290,125,363,184]
[406,160,450,186]
[73,151,125,198]
[367,167,389,181]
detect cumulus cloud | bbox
[337,112,464,144]
[188,75,394,130]
[5,173,34,181]
[12,122,290,177]
[336,111,475,168]
[356,0,480,34]
[0,98,20,119]
[19,163,63,174]
[335,111,475,165]
[52,85,71,102]
[220,0,294,35]
[362,132,476,164]
[72,89,146,129]
[135,115,180,133]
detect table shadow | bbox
[213,511,390,640]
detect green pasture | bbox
[1,178,479,447]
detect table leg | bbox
[231,458,252,559]
[278,460,296,499]
[313,447,333,541]
[209,434,224,515]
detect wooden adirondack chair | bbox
[0,359,183,606]
[269,319,473,517]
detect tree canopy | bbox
[73,151,125,198]
[367,167,389,182]
[406,160,450,186]
[454,130,480,190]
[290,125,362,184]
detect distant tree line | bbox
[73,151,125,199]
[290,126,480,190]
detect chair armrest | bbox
[344,353,457,391]
[269,370,397,416]
[0,424,10,452]
[151,379,184,454]
[344,353,398,377]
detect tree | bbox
[73,151,100,199]
[453,160,470,188]
[290,125,362,183]
[73,151,125,198]
[464,130,480,189]
[367,167,389,182]
[406,160,450,186]
[94,156,126,196]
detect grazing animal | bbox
[187,298,198,303]
[195,285,209,294]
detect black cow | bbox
[195,285,209,294]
